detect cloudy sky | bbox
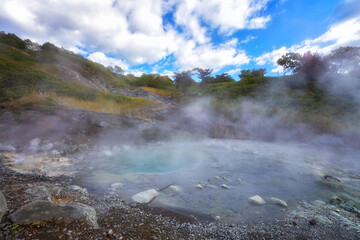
[0,0,359,78]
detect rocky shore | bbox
[0,159,359,240]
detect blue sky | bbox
[0,0,359,79]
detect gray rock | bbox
[97,121,107,128]
[65,185,88,195]
[131,189,158,204]
[168,185,181,192]
[66,202,98,228]
[8,201,98,228]
[25,186,52,201]
[221,184,232,189]
[0,191,8,221]
[248,195,266,205]
[195,184,203,189]
[269,197,288,208]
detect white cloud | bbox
[174,39,250,70]
[0,0,269,71]
[88,52,129,70]
[240,35,257,44]
[255,16,360,72]
[227,68,242,75]
[173,0,271,38]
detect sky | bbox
[0,0,359,79]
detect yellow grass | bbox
[141,87,183,97]
[3,92,164,120]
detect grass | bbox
[140,87,183,97]
[2,92,163,120]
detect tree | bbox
[239,69,251,80]
[277,51,326,81]
[173,70,194,95]
[41,42,59,53]
[297,51,326,81]
[114,65,124,75]
[107,65,124,75]
[193,68,213,85]
[239,68,267,80]
[213,73,235,83]
[277,53,301,75]
[250,68,267,77]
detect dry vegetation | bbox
[140,87,183,98]
[1,92,163,121]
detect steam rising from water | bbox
[75,138,360,221]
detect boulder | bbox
[25,186,52,201]
[248,195,266,205]
[8,200,98,228]
[0,191,8,221]
[269,197,288,208]
[131,189,158,204]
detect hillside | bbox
[1,32,359,140]
[0,33,182,119]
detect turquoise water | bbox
[92,145,207,174]
[74,139,360,221]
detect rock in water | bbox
[221,184,232,189]
[269,197,288,208]
[168,185,181,192]
[0,191,8,221]
[8,201,98,228]
[195,184,203,189]
[248,195,266,205]
[131,189,158,204]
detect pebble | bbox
[309,219,317,226]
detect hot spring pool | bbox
[73,139,360,221]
